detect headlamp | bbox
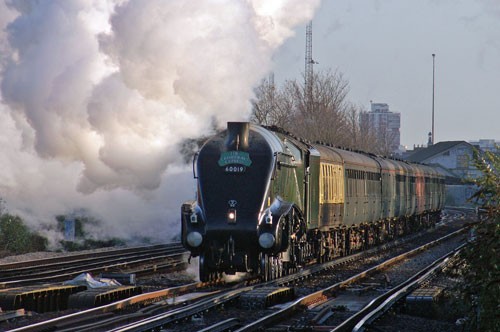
[258,233,275,249]
[227,209,237,224]
[186,231,203,247]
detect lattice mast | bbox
[269,72,275,91]
[305,21,313,113]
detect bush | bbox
[0,214,48,255]
[458,147,500,331]
[59,238,126,252]
[56,215,126,251]
[0,212,126,258]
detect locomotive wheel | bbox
[261,254,280,281]
[209,271,220,281]
[269,256,280,280]
[276,256,283,278]
[270,256,276,280]
[269,256,274,280]
[260,254,269,281]
[199,254,212,282]
[268,258,272,280]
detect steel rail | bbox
[54,282,247,332]
[344,244,465,332]
[132,260,188,277]
[106,286,255,332]
[198,318,241,332]
[0,248,186,282]
[0,246,184,278]
[0,243,182,270]
[0,254,187,289]
[7,281,211,332]
[54,290,221,332]
[234,227,468,332]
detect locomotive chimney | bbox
[226,122,249,151]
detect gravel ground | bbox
[0,309,82,332]
[137,270,198,289]
[370,312,458,332]
[369,254,468,332]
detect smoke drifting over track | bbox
[0,0,320,241]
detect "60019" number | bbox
[225,166,245,173]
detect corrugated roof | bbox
[405,141,471,163]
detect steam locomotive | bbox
[181,122,445,281]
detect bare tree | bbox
[345,103,361,149]
[281,69,350,145]
[251,75,277,126]
[251,68,385,155]
[251,74,295,129]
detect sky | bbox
[0,0,497,242]
[272,0,500,148]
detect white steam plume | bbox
[0,0,320,242]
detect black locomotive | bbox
[181,122,445,281]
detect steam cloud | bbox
[0,0,320,242]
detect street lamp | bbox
[431,53,436,145]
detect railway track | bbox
[194,220,467,332]
[0,244,180,270]
[0,243,187,288]
[254,229,465,331]
[1,208,474,331]
[333,245,464,332]
[0,243,190,329]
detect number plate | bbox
[224,165,246,173]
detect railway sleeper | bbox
[240,286,294,309]
[0,285,86,313]
[68,285,142,309]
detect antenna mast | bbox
[305,21,313,112]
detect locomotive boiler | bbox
[181,122,445,281]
